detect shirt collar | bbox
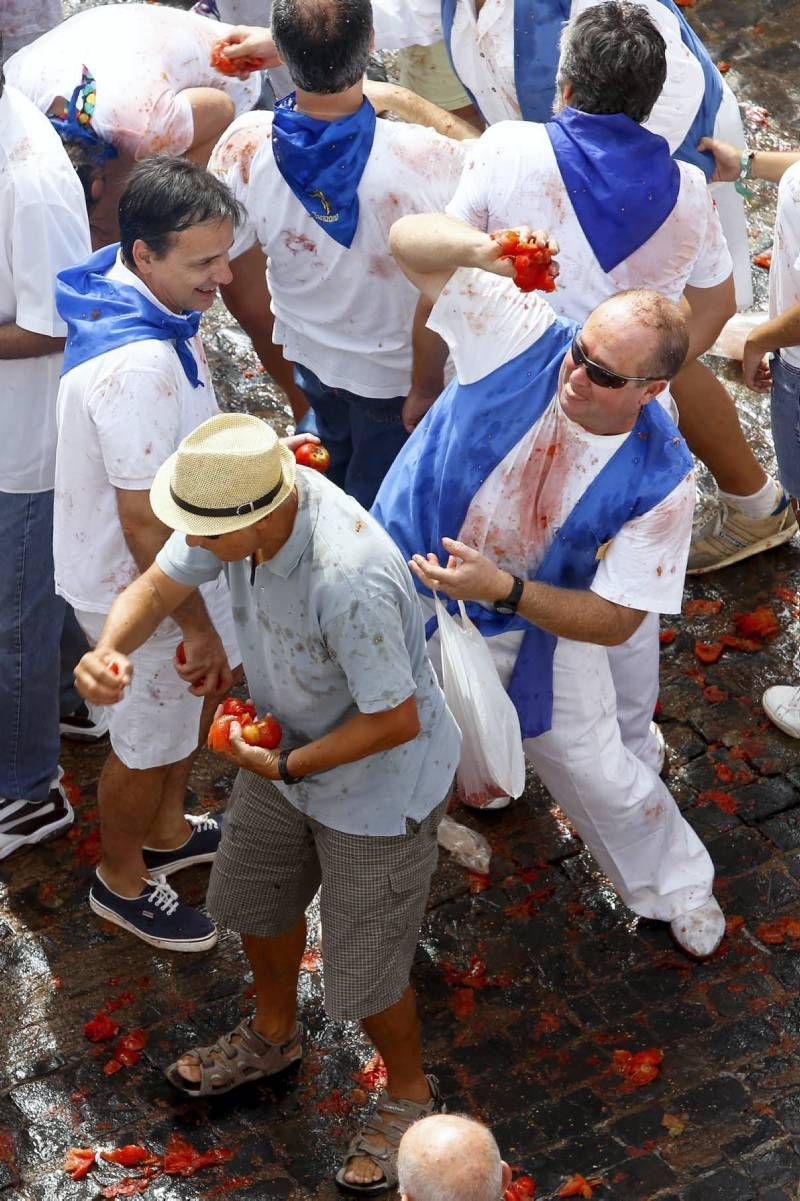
[261,474,318,578]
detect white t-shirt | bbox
[427,269,695,613]
[770,161,800,370]
[447,121,733,323]
[5,4,259,161]
[371,0,705,148]
[0,86,91,495]
[210,110,465,398]
[53,253,222,613]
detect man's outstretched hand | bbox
[409,537,514,603]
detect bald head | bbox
[588,289,690,381]
[398,1115,504,1201]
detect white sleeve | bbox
[687,191,734,289]
[13,197,90,336]
[370,0,442,48]
[427,267,557,384]
[571,0,706,153]
[591,471,696,613]
[208,112,273,260]
[446,135,496,230]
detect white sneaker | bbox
[670,896,726,959]
[0,774,74,861]
[762,686,800,738]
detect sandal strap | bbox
[340,1074,444,1189]
[173,1019,302,1094]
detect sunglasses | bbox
[571,334,664,391]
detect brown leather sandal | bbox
[335,1074,445,1195]
[165,1018,302,1097]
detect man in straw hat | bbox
[74,411,461,1195]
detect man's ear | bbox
[89,170,105,204]
[561,79,574,104]
[642,378,670,405]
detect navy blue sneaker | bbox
[142,812,223,877]
[89,871,218,953]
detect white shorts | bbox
[76,577,241,771]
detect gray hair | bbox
[556,1,667,125]
[398,1115,503,1201]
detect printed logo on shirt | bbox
[308,189,339,223]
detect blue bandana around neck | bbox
[55,243,203,388]
[48,66,118,164]
[546,109,680,273]
[271,93,377,248]
[440,0,570,122]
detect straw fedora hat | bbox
[150,413,297,537]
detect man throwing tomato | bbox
[74,411,461,1195]
[373,213,726,960]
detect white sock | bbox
[718,476,784,520]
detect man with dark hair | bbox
[209,0,472,508]
[5,3,260,248]
[0,39,97,862]
[374,212,726,960]
[51,156,248,951]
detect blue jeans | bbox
[770,353,800,497]
[0,490,88,802]
[293,365,409,510]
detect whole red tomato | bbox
[207,714,237,753]
[294,443,331,474]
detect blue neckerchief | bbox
[55,243,203,388]
[652,0,722,180]
[546,109,680,273]
[372,321,691,738]
[440,0,570,122]
[48,66,118,164]
[271,94,377,248]
[440,0,722,179]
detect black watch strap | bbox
[278,749,303,785]
[493,574,524,614]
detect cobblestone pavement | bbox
[4,2,800,1199]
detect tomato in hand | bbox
[207,714,237,752]
[294,443,331,474]
[176,640,186,665]
[210,40,267,77]
[222,697,257,721]
[240,714,282,749]
[492,230,557,294]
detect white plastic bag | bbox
[435,593,526,806]
[437,815,492,873]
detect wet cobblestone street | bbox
[4,1,800,1198]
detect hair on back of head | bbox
[271,0,373,94]
[397,1115,503,1201]
[557,0,667,124]
[118,155,244,264]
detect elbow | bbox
[390,698,421,746]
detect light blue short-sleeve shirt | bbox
[157,470,461,836]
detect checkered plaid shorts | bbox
[206,771,448,1021]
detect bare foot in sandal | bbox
[337,1075,444,1195]
[166,1018,302,1097]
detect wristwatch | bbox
[278,749,303,785]
[493,574,524,615]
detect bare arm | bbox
[363,80,479,142]
[390,212,516,302]
[220,242,309,423]
[73,563,196,705]
[698,137,800,185]
[219,694,421,780]
[403,295,449,432]
[742,302,800,392]
[409,537,645,646]
[0,324,65,360]
[116,488,233,692]
[683,277,736,360]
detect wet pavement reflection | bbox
[5,1,800,1198]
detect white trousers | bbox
[424,601,715,921]
[713,82,753,312]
